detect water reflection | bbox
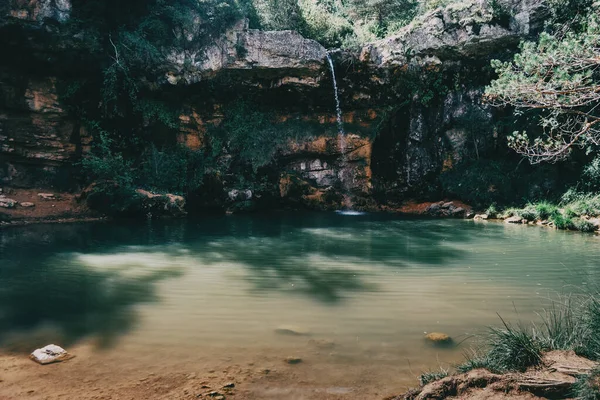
[0,213,472,349]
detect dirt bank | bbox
[0,188,99,226]
[394,351,598,400]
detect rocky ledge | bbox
[398,350,597,400]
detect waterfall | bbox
[326,52,359,213]
[326,52,346,153]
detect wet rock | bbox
[19,202,35,208]
[451,207,465,217]
[275,326,310,336]
[362,0,546,69]
[30,344,72,365]
[136,189,187,217]
[474,214,489,220]
[228,189,253,202]
[0,196,16,208]
[425,203,441,215]
[424,332,452,344]
[285,357,303,365]
[505,216,523,224]
[37,193,55,200]
[442,202,454,209]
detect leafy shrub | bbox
[573,218,597,233]
[138,145,205,195]
[81,131,134,187]
[535,201,559,220]
[551,213,574,230]
[439,159,568,209]
[581,157,600,192]
[519,205,538,221]
[562,191,600,217]
[485,203,499,218]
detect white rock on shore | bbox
[30,344,72,365]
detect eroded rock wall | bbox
[0,0,549,211]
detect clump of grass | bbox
[419,367,449,386]
[572,368,600,400]
[456,350,494,373]
[538,297,586,352]
[551,213,575,230]
[580,297,600,360]
[535,201,559,220]
[485,317,543,372]
[519,205,538,221]
[486,203,499,218]
[562,191,600,217]
[573,218,597,232]
[501,207,522,219]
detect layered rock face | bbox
[0,72,89,187]
[0,0,548,212]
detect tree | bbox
[485,13,600,164]
[344,0,417,37]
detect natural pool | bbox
[1,213,600,398]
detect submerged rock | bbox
[424,332,452,344]
[30,344,72,365]
[275,325,310,336]
[285,357,303,365]
[19,202,35,208]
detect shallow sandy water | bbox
[1,213,599,399]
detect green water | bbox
[1,213,599,390]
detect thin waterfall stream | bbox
[326,52,346,153]
[326,52,358,212]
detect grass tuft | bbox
[572,368,600,400]
[419,367,449,386]
[485,316,543,372]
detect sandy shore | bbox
[0,341,416,400]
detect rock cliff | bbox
[0,0,550,213]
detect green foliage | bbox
[213,101,329,172]
[535,201,559,220]
[561,191,600,217]
[419,368,449,386]
[486,9,600,163]
[485,203,499,217]
[344,0,418,39]
[485,318,543,372]
[572,368,600,400]
[81,130,134,187]
[453,293,600,378]
[439,159,565,208]
[456,352,494,373]
[298,0,354,48]
[138,145,206,194]
[581,157,600,192]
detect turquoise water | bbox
[1,213,599,391]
